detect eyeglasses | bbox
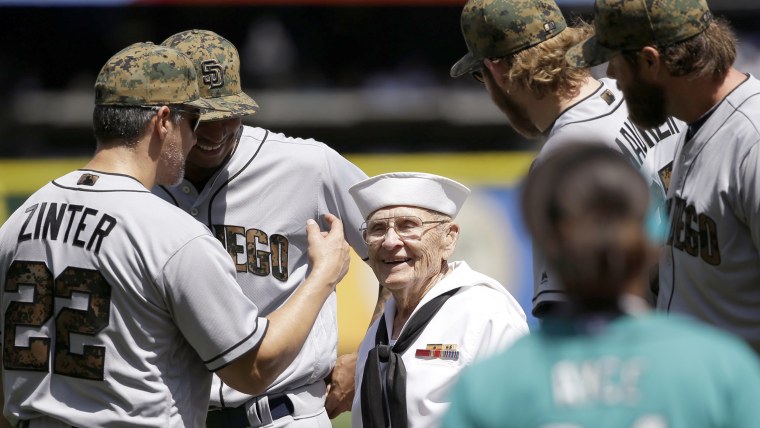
[180,109,201,133]
[140,105,201,133]
[359,215,448,244]
[173,106,201,133]
[471,68,485,84]
[472,57,504,84]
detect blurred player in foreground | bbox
[450,0,681,319]
[0,42,349,427]
[443,144,760,428]
[155,30,370,427]
[349,172,528,428]
[567,0,760,354]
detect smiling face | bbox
[184,117,242,183]
[366,206,458,295]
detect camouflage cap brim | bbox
[565,34,620,68]
[450,51,480,78]
[198,92,259,121]
[183,97,233,113]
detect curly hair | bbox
[499,23,593,99]
[623,17,736,80]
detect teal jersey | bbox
[443,313,760,428]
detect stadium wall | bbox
[0,152,538,354]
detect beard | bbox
[623,72,669,129]
[484,71,542,139]
[157,133,187,187]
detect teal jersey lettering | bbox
[443,314,760,428]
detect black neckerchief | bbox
[360,287,461,428]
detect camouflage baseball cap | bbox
[162,29,259,121]
[94,42,220,111]
[566,0,713,68]
[451,0,567,78]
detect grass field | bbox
[331,413,351,428]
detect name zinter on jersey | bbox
[16,202,117,255]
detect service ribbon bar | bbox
[414,348,459,360]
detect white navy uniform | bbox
[351,261,529,428]
[659,74,760,354]
[154,125,368,422]
[532,78,683,316]
[0,170,266,427]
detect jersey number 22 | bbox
[4,260,111,381]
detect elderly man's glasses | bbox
[359,216,448,244]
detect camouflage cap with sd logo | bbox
[162,29,259,121]
[451,0,567,78]
[94,42,221,111]
[566,0,713,68]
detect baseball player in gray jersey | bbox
[567,0,760,354]
[445,143,760,428]
[451,0,683,318]
[0,42,349,427]
[153,30,370,427]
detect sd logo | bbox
[201,59,224,88]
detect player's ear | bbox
[637,47,662,80]
[153,106,171,140]
[484,58,509,87]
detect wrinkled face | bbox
[157,109,199,186]
[607,55,669,129]
[366,206,455,292]
[185,117,242,176]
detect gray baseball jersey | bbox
[659,74,760,354]
[0,170,267,427]
[153,125,368,408]
[532,78,683,316]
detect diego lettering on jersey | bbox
[17,202,117,254]
[665,196,721,265]
[615,117,680,169]
[551,357,645,407]
[214,225,289,281]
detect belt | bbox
[206,395,294,428]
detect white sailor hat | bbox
[349,172,471,219]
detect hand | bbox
[325,352,358,419]
[306,213,350,289]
